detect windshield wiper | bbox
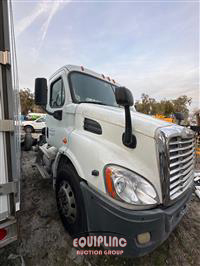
[79,101,108,106]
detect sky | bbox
[12,0,199,110]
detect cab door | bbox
[46,69,73,149]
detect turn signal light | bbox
[0,228,7,241]
[105,168,116,198]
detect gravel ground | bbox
[0,150,200,266]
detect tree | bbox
[19,88,34,115]
[19,88,44,115]
[161,100,174,116]
[135,94,157,114]
[172,95,192,118]
[135,94,191,119]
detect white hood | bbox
[77,104,174,138]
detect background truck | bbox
[0,0,20,247]
[34,65,195,256]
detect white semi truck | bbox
[34,65,195,256]
[0,0,20,248]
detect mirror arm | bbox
[122,105,137,149]
[124,105,132,143]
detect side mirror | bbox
[115,87,136,149]
[115,86,133,107]
[174,112,185,125]
[35,78,48,106]
[34,78,62,121]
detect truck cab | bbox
[35,65,195,256]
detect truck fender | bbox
[52,147,85,188]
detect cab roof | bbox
[49,64,120,87]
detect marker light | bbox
[0,228,7,241]
[137,232,151,245]
[105,168,116,198]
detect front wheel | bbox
[56,162,87,236]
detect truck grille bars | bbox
[168,136,195,200]
[156,126,195,205]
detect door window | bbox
[50,78,65,108]
[36,116,46,123]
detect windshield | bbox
[36,116,46,122]
[69,72,118,107]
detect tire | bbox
[24,125,34,133]
[56,161,87,236]
[38,134,46,146]
[24,133,33,151]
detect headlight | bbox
[104,165,158,206]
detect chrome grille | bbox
[168,136,195,200]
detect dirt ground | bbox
[0,149,200,266]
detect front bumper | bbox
[80,182,192,257]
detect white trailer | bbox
[0,0,20,247]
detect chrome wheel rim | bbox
[58,181,77,224]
